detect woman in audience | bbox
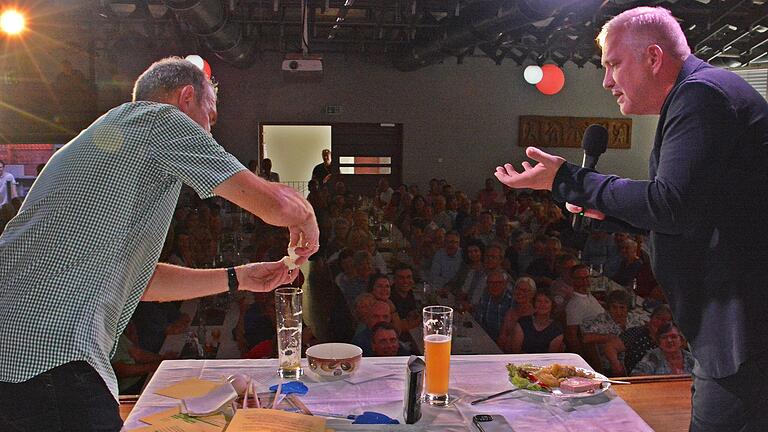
[604,304,673,375]
[449,240,485,304]
[497,277,537,352]
[507,291,564,353]
[362,273,405,332]
[632,322,695,376]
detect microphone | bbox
[572,124,608,232]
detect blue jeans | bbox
[0,361,123,432]
[690,356,768,432]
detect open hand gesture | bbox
[494,147,566,191]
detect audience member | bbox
[429,231,462,290]
[390,264,420,327]
[367,238,389,275]
[549,253,580,314]
[474,269,514,341]
[0,160,17,207]
[476,178,498,210]
[375,178,394,207]
[497,277,536,351]
[605,304,673,375]
[258,158,280,182]
[449,240,485,302]
[311,148,337,186]
[338,250,374,306]
[472,211,497,246]
[467,243,508,308]
[631,323,694,376]
[508,291,564,353]
[564,264,604,353]
[111,320,177,394]
[525,237,562,288]
[370,322,408,356]
[351,300,392,356]
[606,238,643,287]
[130,301,190,353]
[432,195,453,231]
[581,290,645,371]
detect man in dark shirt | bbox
[495,7,768,431]
[391,264,419,323]
[311,148,338,187]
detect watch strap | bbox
[226,267,239,293]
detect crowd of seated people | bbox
[80,171,683,387]
[306,175,676,378]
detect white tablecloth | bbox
[123,354,652,431]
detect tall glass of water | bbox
[423,305,453,406]
[275,287,303,379]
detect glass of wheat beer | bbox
[423,305,453,406]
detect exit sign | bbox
[325,105,342,115]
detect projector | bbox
[282,54,323,82]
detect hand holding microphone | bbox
[571,124,608,232]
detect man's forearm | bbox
[142,263,229,302]
[214,171,313,228]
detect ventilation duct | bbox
[164,0,254,68]
[392,0,583,72]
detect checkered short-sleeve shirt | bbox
[0,102,245,400]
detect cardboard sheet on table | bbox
[139,407,227,430]
[154,378,223,399]
[139,407,225,427]
[128,411,223,431]
[226,408,327,432]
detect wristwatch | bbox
[226,267,239,293]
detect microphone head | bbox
[582,124,608,156]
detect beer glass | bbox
[275,287,303,379]
[423,305,453,406]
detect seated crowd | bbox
[305,175,687,378]
[0,171,689,392]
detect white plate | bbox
[513,367,611,399]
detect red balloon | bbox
[536,64,565,95]
[203,60,212,80]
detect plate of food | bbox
[506,363,611,399]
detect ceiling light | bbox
[0,9,25,35]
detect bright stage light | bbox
[1,9,25,35]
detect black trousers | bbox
[0,361,123,432]
[690,356,768,432]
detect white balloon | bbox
[185,55,205,71]
[524,65,544,85]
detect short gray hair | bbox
[597,7,690,62]
[132,57,209,103]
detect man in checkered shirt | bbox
[0,57,319,431]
